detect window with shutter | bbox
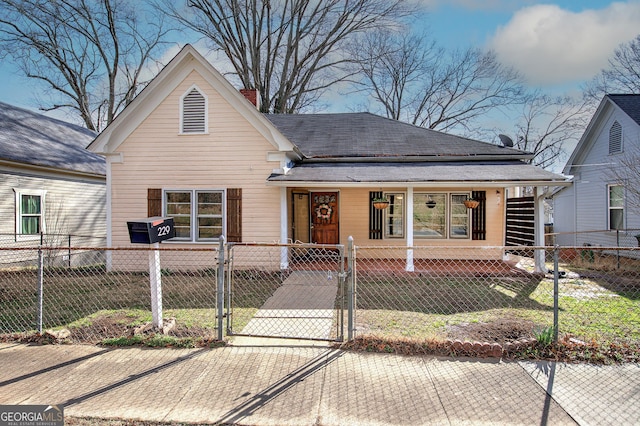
[181,87,207,134]
[609,121,622,154]
[149,188,241,243]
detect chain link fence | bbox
[1,241,638,426]
[548,228,640,250]
[0,246,220,344]
[0,233,107,270]
[352,245,640,360]
[1,242,638,361]
[0,233,107,248]
[226,243,346,342]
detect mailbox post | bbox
[126,217,175,329]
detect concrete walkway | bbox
[1,342,638,425]
[237,270,340,341]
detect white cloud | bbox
[444,0,536,12]
[488,2,640,87]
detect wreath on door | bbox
[315,203,333,220]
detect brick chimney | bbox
[240,88,260,110]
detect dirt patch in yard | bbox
[446,318,537,345]
[1,311,217,347]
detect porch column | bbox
[534,186,547,273]
[406,187,414,272]
[280,187,289,269]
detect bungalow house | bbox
[0,102,106,253]
[88,45,568,270]
[554,94,640,247]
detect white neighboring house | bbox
[0,102,106,251]
[554,94,640,247]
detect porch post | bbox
[406,187,414,272]
[280,187,289,269]
[534,186,547,273]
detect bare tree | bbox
[348,30,527,134]
[0,0,170,131]
[510,93,591,169]
[163,0,417,113]
[585,34,640,102]
[348,30,440,121]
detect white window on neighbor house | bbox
[609,121,622,154]
[164,190,224,242]
[180,86,207,134]
[608,184,624,230]
[14,189,46,235]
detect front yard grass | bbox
[1,260,639,357]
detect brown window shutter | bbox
[369,191,383,239]
[471,191,486,241]
[227,188,242,242]
[148,189,162,217]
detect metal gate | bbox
[225,242,349,342]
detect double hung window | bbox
[383,193,404,238]
[413,193,470,239]
[14,190,45,235]
[165,190,224,242]
[608,185,624,230]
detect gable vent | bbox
[609,121,622,154]
[182,88,206,133]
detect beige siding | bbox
[283,187,506,260]
[337,187,505,247]
[111,70,281,247]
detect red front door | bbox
[311,192,339,244]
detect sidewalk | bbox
[1,342,638,425]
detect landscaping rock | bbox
[44,328,71,342]
[162,317,176,335]
[490,343,503,357]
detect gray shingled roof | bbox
[0,102,104,176]
[265,112,529,159]
[608,94,640,126]
[267,161,566,183]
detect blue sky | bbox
[1,0,639,115]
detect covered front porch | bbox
[272,183,560,273]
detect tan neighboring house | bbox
[88,45,568,269]
[0,102,105,253]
